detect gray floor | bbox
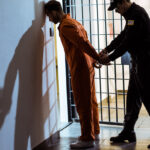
[56,122,150,150]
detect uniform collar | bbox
[123,2,136,20]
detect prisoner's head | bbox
[45,0,63,24]
[108,0,131,15]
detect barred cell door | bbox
[63,0,130,125]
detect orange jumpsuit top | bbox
[58,14,99,77]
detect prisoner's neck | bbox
[59,12,66,23]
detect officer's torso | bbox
[124,3,150,60]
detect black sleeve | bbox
[108,16,143,61]
[106,30,126,53]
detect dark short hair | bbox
[45,0,63,14]
[108,0,130,11]
[120,0,130,3]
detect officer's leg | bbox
[141,88,150,116]
[137,70,150,116]
[142,78,150,149]
[110,71,142,143]
[136,60,150,149]
[124,72,142,131]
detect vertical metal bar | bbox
[69,0,72,17]
[63,0,67,13]
[122,63,126,116]
[88,0,92,43]
[112,11,118,122]
[104,0,111,122]
[74,0,76,20]
[96,0,103,121]
[68,71,73,121]
[81,0,84,26]
[71,0,74,19]
[71,0,73,18]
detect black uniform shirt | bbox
[106,3,150,61]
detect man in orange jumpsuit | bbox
[45,0,102,148]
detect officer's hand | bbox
[99,53,111,65]
[99,48,108,57]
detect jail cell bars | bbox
[64,0,130,125]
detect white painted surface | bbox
[0,0,59,149]
[56,0,68,123]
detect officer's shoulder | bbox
[133,3,148,19]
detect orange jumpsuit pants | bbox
[58,14,100,141]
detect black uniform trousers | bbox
[124,57,150,131]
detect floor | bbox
[43,122,150,150]
[43,94,150,150]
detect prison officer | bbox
[99,0,150,148]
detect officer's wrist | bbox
[103,48,108,54]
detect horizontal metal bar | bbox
[95,77,129,80]
[89,33,119,36]
[98,106,125,110]
[76,18,123,22]
[58,122,73,132]
[65,3,110,7]
[72,119,123,125]
[100,121,123,125]
[69,76,130,80]
[94,64,129,66]
[96,91,127,95]
[69,90,128,95]
[70,104,126,110]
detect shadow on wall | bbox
[0,1,51,150]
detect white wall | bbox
[56,0,68,123]
[133,0,150,15]
[0,0,59,149]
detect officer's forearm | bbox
[106,30,126,53]
[108,44,128,61]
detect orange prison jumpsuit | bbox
[58,14,100,141]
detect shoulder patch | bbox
[127,20,134,26]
